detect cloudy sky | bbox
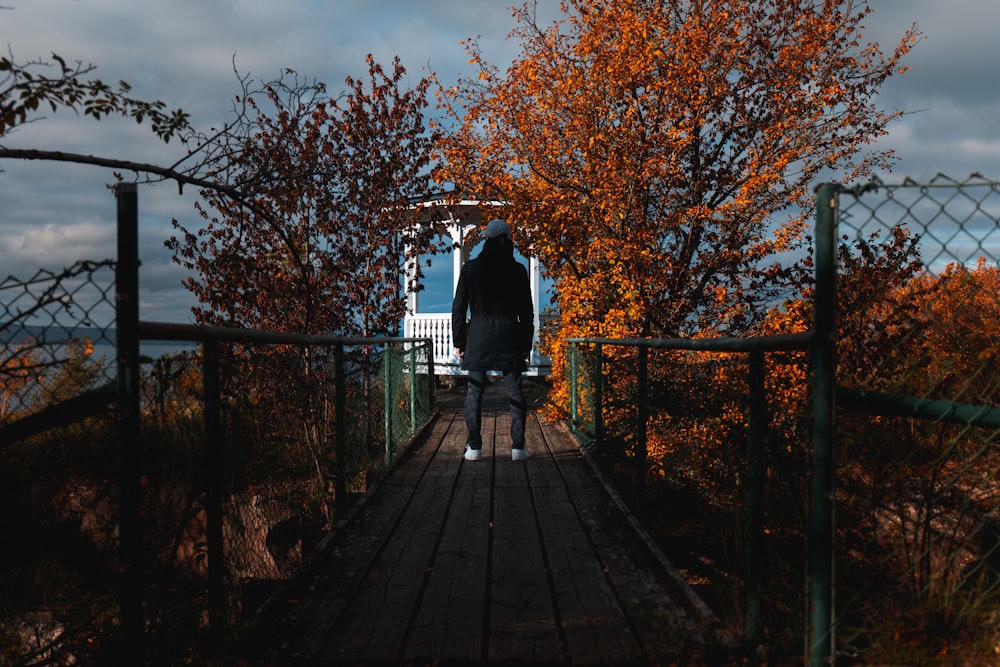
[2,0,999,326]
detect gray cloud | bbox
[2,0,996,324]
[862,0,1000,180]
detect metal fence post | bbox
[385,344,394,466]
[114,183,143,661]
[409,344,417,436]
[809,183,839,666]
[746,349,766,645]
[569,342,579,432]
[594,342,604,445]
[203,338,225,627]
[636,345,648,504]
[334,345,347,516]
[426,339,435,408]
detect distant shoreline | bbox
[3,324,190,344]
[2,326,198,364]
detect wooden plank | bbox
[488,471,563,663]
[524,415,646,665]
[238,408,725,665]
[237,412,458,661]
[317,420,466,662]
[538,419,723,661]
[402,411,494,661]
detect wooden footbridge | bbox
[237,383,729,665]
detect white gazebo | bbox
[402,197,551,376]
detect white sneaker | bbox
[463,445,482,461]
[511,448,531,461]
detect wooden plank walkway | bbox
[237,386,729,665]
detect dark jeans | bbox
[464,370,526,450]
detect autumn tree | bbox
[906,258,1000,405]
[169,55,441,337]
[437,0,919,410]
[167,56,442,520]
[1,50,189,142]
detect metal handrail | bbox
[564,331,813,645]
[138,320,433,348]
[565,331,813,352]
[134,319,436,625]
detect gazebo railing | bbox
[404,312,552,376]
[404,314,456,370]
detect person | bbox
[451,218,535,461]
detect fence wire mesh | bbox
[1,260,436,665]
[1,260,119,666]
[0,260,116,421]
[832,174,1000,662]
[567,343,812,653]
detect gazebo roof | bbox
[406,191,504,228]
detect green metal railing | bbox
[114,184,438,659]
[133,321,436,626]
[566,176,1000,666]
[1,184,438,665]
[559,183,839,663]
[566,333,814,650]
[827,176,1000,666]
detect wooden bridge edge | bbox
[551,419,738,650]
[243,409,446,627]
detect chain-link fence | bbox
[1,184,438,665]
[0,260,117,419]
[831,174,1000,664]
[2,307,436,666]
[1,260,120,666]
[564,175,1000,665]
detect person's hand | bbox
[456,348,464,359]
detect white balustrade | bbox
[404,313,551,376]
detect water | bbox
[89,341,198,365]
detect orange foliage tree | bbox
[436,0,919,412]
[0,343,42,422]
[830,253,1000,656]
[906,258,1000,405]
[744,225,927,472]
[700,228,1000,654]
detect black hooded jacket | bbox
[451,235,534,373]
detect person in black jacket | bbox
[451,219,535,461]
